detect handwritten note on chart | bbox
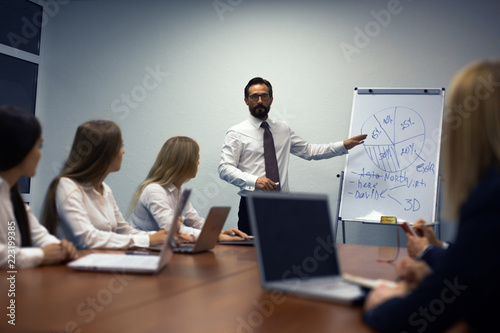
[339,88,445,223]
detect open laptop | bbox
[247,191,365,304]
[67,189,191,274]
[174,206,230,253]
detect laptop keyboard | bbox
[174,245,194,250]
[298,277,348,289]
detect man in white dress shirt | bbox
[218,77,367,234]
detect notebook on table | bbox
[246,191,366,304]
[67,189,191,274]
[173,206,231,253]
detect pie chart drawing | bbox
[361,106,425,173]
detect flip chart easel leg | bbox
[342,220,346,244]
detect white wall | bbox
[32,0,500,246]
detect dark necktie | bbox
[260,121,280,188]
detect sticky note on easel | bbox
[380,216,397,224]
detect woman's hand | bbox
[149,229,168,246]
[396,257,432,291]
[42,242,70,265]
[406,219,443,259]
[60,239,78,261]
[218,228,250,242]
[149,229,195,246]
[176,233,195,245]
[406,234,430,259]
[364,281,408,311]
[413,219,443,247]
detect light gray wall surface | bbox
[31,0,500,246]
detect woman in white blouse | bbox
[0,106,77,268]
[42,120,167,250]
[129,136,248,242]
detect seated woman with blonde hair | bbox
[129,136,248,242]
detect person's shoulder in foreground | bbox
[364,59,500,332]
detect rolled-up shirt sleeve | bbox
[290,130,347,160]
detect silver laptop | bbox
[67,189,191,274]
[247,192,365,304]
[174,206,230,253]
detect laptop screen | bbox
[248,193,341,283]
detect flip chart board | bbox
[339,88,445,223]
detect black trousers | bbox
[237,196,252,235]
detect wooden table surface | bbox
[0,244,404,333]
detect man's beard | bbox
[249,104,270,119]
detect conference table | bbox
[1,244,404,333]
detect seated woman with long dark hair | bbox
[0,106,77,268]
[42,120,168,249]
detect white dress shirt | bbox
[218,116,348,194]
[0,177,60,269]
[130,183,204,240]
[56,177,150,250]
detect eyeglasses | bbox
[248,93,270,102]
[377,227,401,264]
